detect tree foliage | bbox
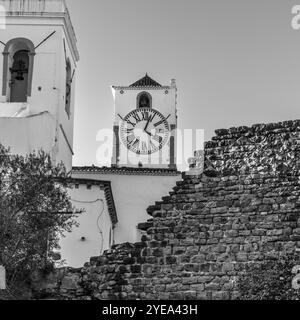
[238,252,300,300]
[0,144,79,298]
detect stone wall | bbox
[33,120,300,300]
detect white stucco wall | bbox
[0,111,57,157]
[71,171,181,245]
[0,102,30,117]
[59,184,114,268]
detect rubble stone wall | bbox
[33,120,300,300]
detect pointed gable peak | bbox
[129,74,162,88]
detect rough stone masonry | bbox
[32,119,300,300]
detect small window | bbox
[65,59,72,118]
[137,91,152,109]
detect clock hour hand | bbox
[145,130,163,144]
[145,130,153,137]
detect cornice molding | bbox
[112,86,172,91]
[72,166,181,177]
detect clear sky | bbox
[67,0,300,167]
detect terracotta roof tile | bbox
[72,166,181,176]
[129,73,162,88]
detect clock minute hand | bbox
[144,118,151,133]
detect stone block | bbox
[60,274,81,290]
[184,291,197,300]
[191,254,206,263]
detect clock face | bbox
[120,108,170,155]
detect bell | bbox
[15,70,24,81]
[11,60,27,81]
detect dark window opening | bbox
[65,59,72,118]
[137,92,152,109]
[2,38,35,103]
[9,50,29,102]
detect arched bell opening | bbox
[137,91,152,109]
[2,38,35,102]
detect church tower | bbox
[0,0,79,172]
[111,74,177,169]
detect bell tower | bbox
[111,74,177,170]
[0,0,79,172]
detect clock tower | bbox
[111,74,177,169]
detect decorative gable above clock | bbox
[129,73,162,88]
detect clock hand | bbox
[145,130,163,144]
[145,130,153,137]
[144,118,151,133]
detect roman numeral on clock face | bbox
[149,113,156,122]
[126,119,135,127]
[152,134,163,144]
[127,134,135,144]
[141,111,149,121]
[149,141,156,152]
[128,137,140,149]
[132,111,141,123]
[141,142,147,152]
[154,119,165,127]
[132,139,140,149]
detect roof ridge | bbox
[129,74,162,88]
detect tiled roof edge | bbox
[72,166,181,176]
[69,177,118,226]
